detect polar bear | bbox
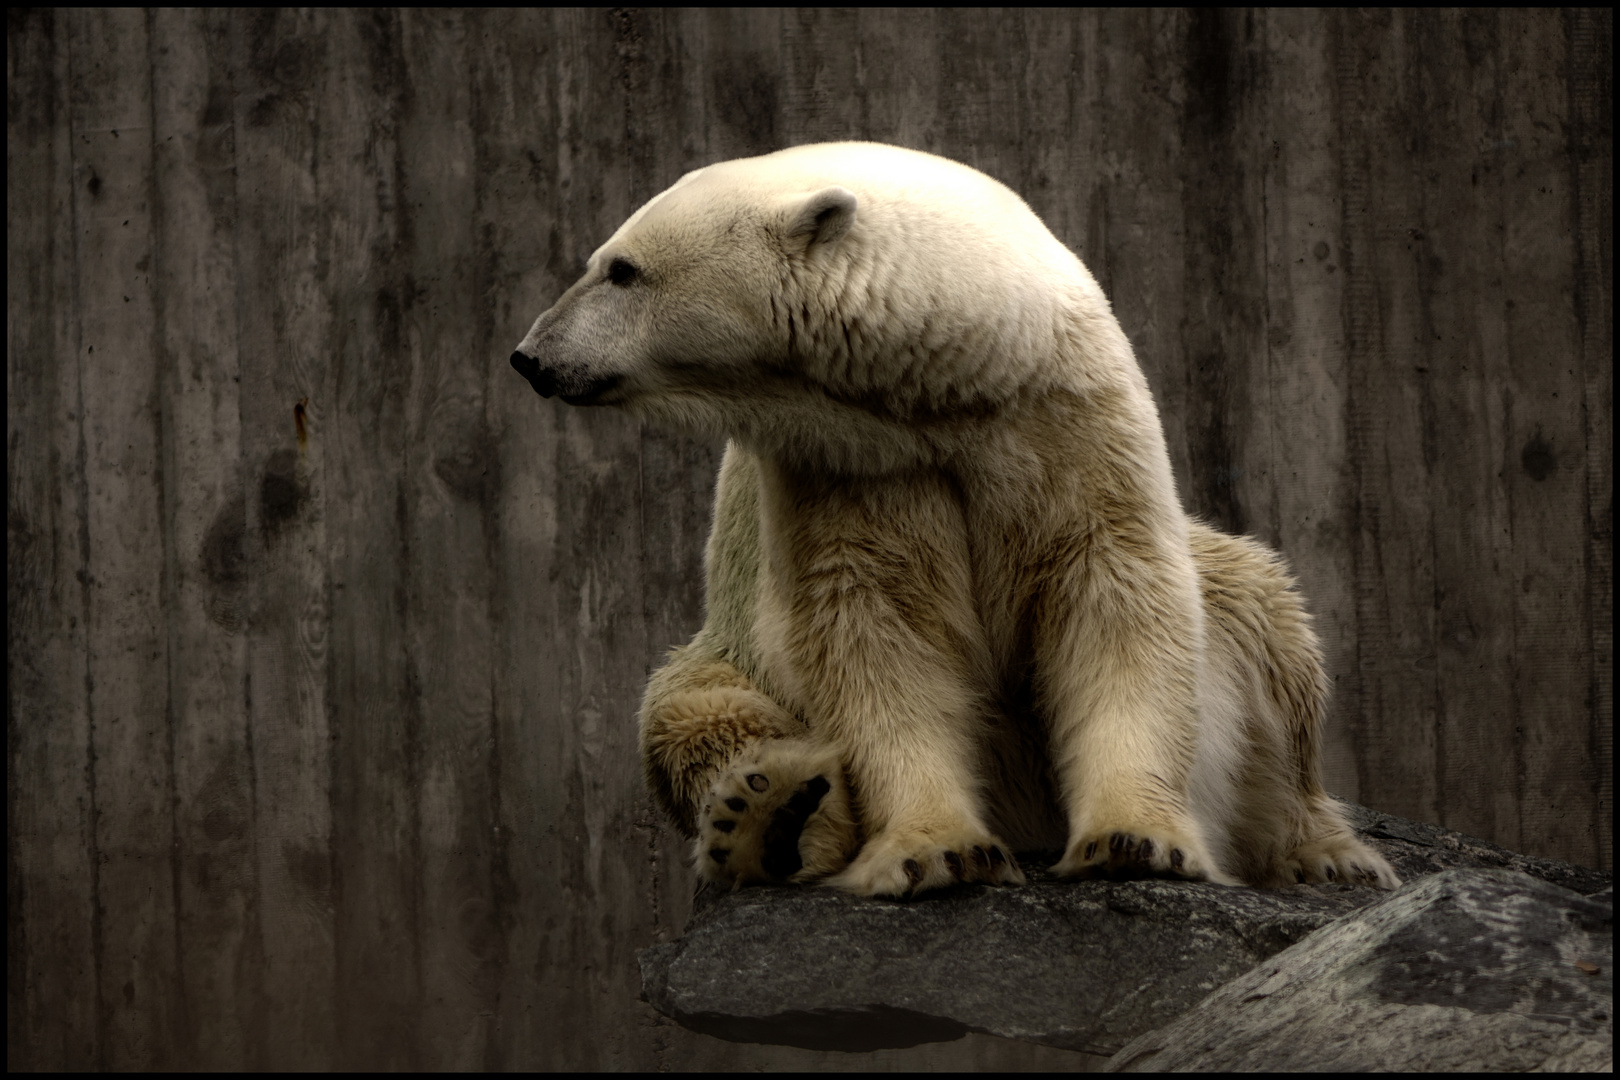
[510,142,1399,898]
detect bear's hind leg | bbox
[1190,523,1401,890]
[1277,794,1401,888]
[640,640,861,887]
[695,738,861,887]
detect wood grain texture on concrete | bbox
[7,8,1610,1070]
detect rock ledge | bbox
[639,803,1611,1064]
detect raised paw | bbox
[1054,823,1236,885]
[1282,834,1402,890]
[696,739,860,888]
[826,825,1025,898]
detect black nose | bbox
[510,351,555,398]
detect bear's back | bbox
[701,142,1071,269]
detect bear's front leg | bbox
[757,464,1024,898]
[1040,535,1238,886]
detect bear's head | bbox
[511,142,1103,472]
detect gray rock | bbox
[639,804,1611,1056]
[640,867,1374,1054]
[1106,869,1613,1072]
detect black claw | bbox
[988,846,1007,867]
[1295,868,1306,883]
[971,846,991,870]
[709,848,729,864]
[747,773,769,792]
[1084,841,1098,860]
[725,796,747,812]
[713,820,735,834]
[903,859,923,885]
[1171,848,1185,870]
[1325,865,1337,882]
[1109,832,1129,854]
[1138,839,1154,861]
[945,851,965,879]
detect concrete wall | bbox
[7,8,1610,1070]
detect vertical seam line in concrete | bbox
[466,15,511,1065]
[145,10,192,1063]
[219,11,269,1064]
[1331,9,1373,802]
[1258,10,1281,545]
[61,13,106,1070]
[1410,12,1446,834]
[1486,15,1527,851]
[1565,5,1610,871]
[387,12,427,1060]
[307,9,345,1051]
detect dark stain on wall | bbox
[200,487,248,586]
[259,448,305,536]
[1521,433,1557,482]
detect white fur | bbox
[515,142,1400,897]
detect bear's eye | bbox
[607,257,638,287]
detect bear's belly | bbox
[978,698,1068,851]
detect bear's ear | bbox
[781,186,857,251]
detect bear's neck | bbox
[736,369,1183,546]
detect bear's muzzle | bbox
[510,350,622,406]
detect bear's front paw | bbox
[826,826,1025,898]
[696,739,859,889]
[1054,824,1236,885]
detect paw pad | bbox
[759,776,831,879]
[695,741,860,889]
[699,756,849,886]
